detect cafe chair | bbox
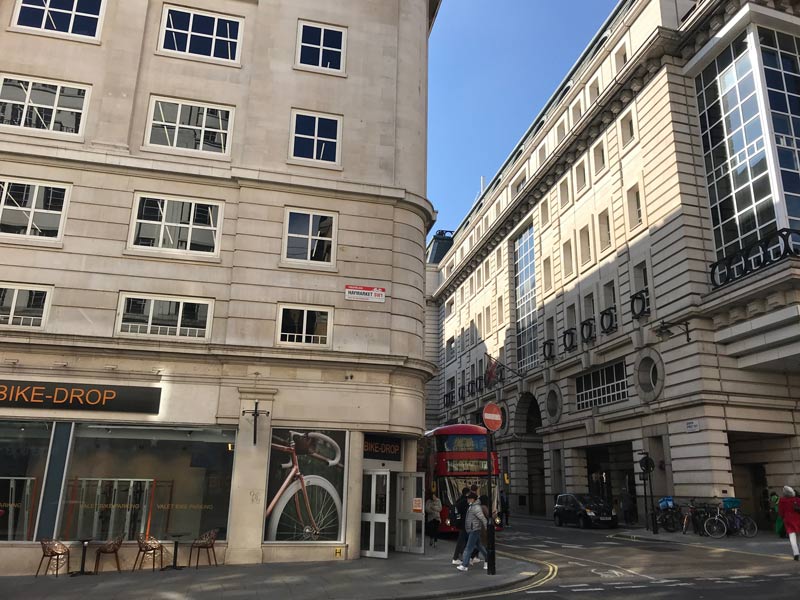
[188,529,219,569]
[132,534,164,571]
[35,539,70,577]
[94,535,123,573]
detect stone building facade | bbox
[426,0,800,524]
[0,0,439,574]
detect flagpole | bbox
[483,352,524,381]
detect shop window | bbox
[265,428,346,541]
[59,425,234,542]
[0,420,50,540]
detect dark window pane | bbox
[179,104,204,127]
[782,170,800,194]
[134,222,159,247]
[164,30,188,52]
[759,27,776,48]
[295,114,315,136]
[317,140,336,162]
[323,29,342,49]
[214,39,236,60]
[53,109,81,133]
[293,136,314,159]
[286,236,308,260]
[193,204,218,227]
[0,209,29,235]
[768,89,788,112]
[165,200,192,225]
[31,212,60,237]
[281,309,304,336]
[782,52,799,74]
[138,198,163,220]
[166,10,190,31]
[300,45,320,66]
[37,187,64,211]
[189,34,213,57]
[189,229,215,253]
[785,73,800,96]
[762,48,780,69]
[191,14,214,35]
[765,68,784,90]
[76,0,102,14]
[317,117,338,140]
[1,79,29,103]
[25,106,53,129]
[321,49,341,70]
[161,225,189,249]
[302,25,321,45]
[777,32,796,53]
[43,10,71,32]
[202,131,226,153]
[216,19,238,39]
[17,7,45,28]
[312,215,333,237]
[287,212,309,235]
[756,198,776,225]
[309,239,332,262]
[71,15,97,36]
[734,185,753,212]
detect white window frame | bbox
[619,107,637,150]
[0,73,90,139]
[570,96,583,126]
[625,180,646,233]
[294,20,348,76]
[276,304,333,348]
[127,192,223,259]
[579,223,593,268]
[587,74,602,105]
[558,175,571,210]
[592,137,607,177]
[0,282,52,330]
[11,0,107,43]
[597,207,613,255]
[542,256,553,292]
[279,207,337,270]
[157,4,244,66]
[562,237,575,281]
[288,109,343,168]
[613,39,629,74]
[0,176,70,244]
[116,293,214,342]
[144,95,234,158]
[574,157,589,196]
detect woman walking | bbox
[777,486,800,560]
[425,492,442,547]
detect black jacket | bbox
[454,495,470,530]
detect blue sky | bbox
[427,0,620,234]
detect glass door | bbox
[395,472,425,554]
[360,470,390,558]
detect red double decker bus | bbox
[421,424,501,533]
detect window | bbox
[0,178,68,240]
[469,319,476,346]
[14,0,103,39]
[445,297,454,318]
[576,361,628,410]
[459,286,464,304]
[543,257,552,291]
[147,97,232,155]
[0,75,88,136]
[598,209,612,251]
[495,247,503,270]
[614,43,628,73]
[575,160,587,192]
[579,225,592,265]
[562,239,574,278]
[476,263,483,288]
[556,117,567,144]
[514,175,527,196]
[593,140,606,175]
[483,260,490,283]
[571,97,583,124]
[603,281,616,309]
[627,184,643,229]
[496,295,503,325]
[545,316,555,340]
[118,294,212,340]
[620,111,635,147]
[514,225,538,371]
[588,76,601,104]
[131,195,221,255]
[485,305,491,332]
[566,303,577,330]
[0,421,49,540]
[476,313,483,340]
[537,144,547,169]
[559,178,571,209]
[278,305,331,346]
[583,292,595,321]
[633,261,650,315]
[469,276,474,296]
[460,326,467,351]
[0,284,49,328]
[283,208,335,265]
[540,198,550,226]
[160,6,242,63]
[290,110,341,165]
[296,21,346,73]
[446,336,456,362]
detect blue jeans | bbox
[461,530,487,567]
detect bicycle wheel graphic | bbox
[266,475,342,541]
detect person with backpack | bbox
[456,492,488,571]
[450,487,470,565]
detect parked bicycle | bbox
[655,497,682,533]
[681,499,710,536]
[703,498,758,538]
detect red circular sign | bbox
[482,402,503,432]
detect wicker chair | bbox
[94,535,123,573]
[132,534,164,571]
[188,529,219,569]
[35,539,70,577]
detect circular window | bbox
[545,386,562,423]
[633,349,665,402]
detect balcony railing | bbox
[599,306,617,334]
[710,228,800,289]
[630,289,650,320]
[580,318,596,343]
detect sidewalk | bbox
[4,539,539,600]
[612,527,793,559]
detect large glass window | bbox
[759,27,800,231]
[0,75,87,135]
[0,179,66,239]
[147,97,232,155]
[131,195,221,255]
[0,421,50,541]
[118,294,212,340]
[514,225,537,372]
[265,428,345,542]
[160,6,242,63]
[59,425,234,541]
[14,0,103,39]
[576,361,628,411]
[695,31,775,263]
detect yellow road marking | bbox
[454,553,558,599]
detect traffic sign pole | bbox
[482,402,502,576]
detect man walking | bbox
[450,487,470,565]
[457,492,488,571]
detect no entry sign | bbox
[482,402,503,432]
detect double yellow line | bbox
[456,552,558,598]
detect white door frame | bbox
[395,472,425,554]
[361,469,390,558]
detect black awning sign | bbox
[0,381,161,414]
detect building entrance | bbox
[585,442,636,523]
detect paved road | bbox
[455,518,800,599]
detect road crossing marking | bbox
[560,584,588,587]
[526,591,557,595]
[614,585,647,589]
[572,588,604,592]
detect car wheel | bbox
[579,515,591,529]
[554,514,563,527]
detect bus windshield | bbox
[435,434,487,453]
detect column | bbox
[563,447,588,493]
[225,388,276,565]
[344,431,364,560]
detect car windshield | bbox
[576,495,609,507]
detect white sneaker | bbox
[470,557,482,565]
[456,565,468,572]
[451,559,461,565]
[483,562,488,570]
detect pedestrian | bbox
[450,487,470,565]
[425,492,442,547]
[457,492,488,571]
[777,485,800,560]
[500,489,510,526]
[621,488,635,526]
[771,491,785,538]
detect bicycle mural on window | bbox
[264,429,345,542]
